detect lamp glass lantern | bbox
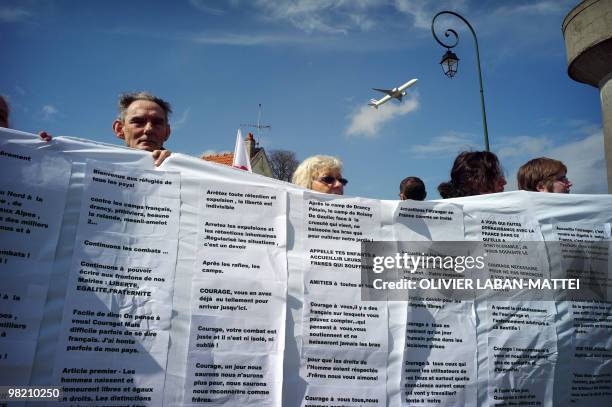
[440,49,459,78]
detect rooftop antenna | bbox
[240,103,271,145]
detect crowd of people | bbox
[0,92,572,199]
[294,151,571,199]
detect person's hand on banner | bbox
[152,149,171,167]
[39,131,170,166]
[39,131,53,142]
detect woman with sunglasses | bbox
[292,155,348,195]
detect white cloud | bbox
[406,0,571,31]
[189,0,225,15]
[347,11,375,31]
[408,131,479,156]
[105,27,316,48]
[496,135,553,159]
[42,105,58,120]
[395,0,468,29]
[392,0,574,64]
[253,0,379,34]
[0,7,31,22]
[193,32,315,46]
[225,0,570,36]
[172,108,190,130]
[502,129,607,194]
[345,97,419,138]
[492,0,572,17]
[567,119,590,128]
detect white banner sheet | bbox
[52,160,180,405]
[550,222,612,406]
[182,180,287,406]
[0,129,611,407]
[0,138,71,385]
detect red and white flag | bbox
[232,129,252,172]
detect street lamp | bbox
[432,11,490,151]
[440,49,459,78]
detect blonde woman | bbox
[292,155,347,195]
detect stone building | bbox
[563,0,612,192]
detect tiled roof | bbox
[202,153,234,166]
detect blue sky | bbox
[1,0,606,198]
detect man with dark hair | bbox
[438,151,506,198]
[517,157,572,193]
[0,96,10,128]
[399,176,427,201]
[112,92,172,166]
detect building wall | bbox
[563,0,612,192]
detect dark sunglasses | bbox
[317,176,348,186]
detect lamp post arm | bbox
[432,11,490,151]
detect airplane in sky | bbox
[368,78,418,109]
